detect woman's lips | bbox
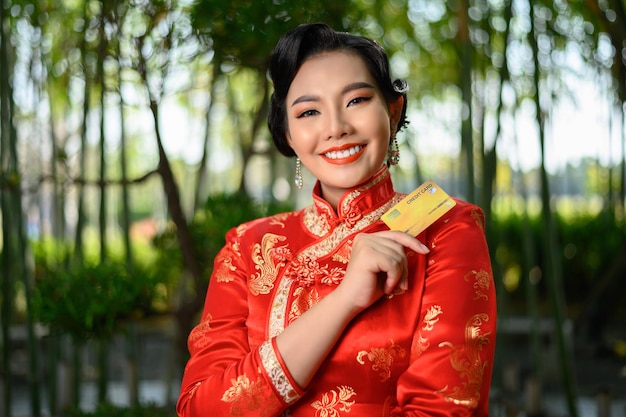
[321,144,365,164]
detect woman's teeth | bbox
[324,145,363,159]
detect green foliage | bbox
[492,210,626,316]
[189,0,352,69]
[66,403,175,417]
[31,256,165,342]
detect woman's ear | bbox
[388,96,404,130]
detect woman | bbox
[177,23,496,417]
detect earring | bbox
[294,157,303,189]
[388,135,400,166]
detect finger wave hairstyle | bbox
[267,22,409,157]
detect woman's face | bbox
[285,50,402,209]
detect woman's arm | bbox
[389,202,497,416]
[177,227,429,417]
[276,230,430,388]
[177,228,295,417]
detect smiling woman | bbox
[283,51,402,208]
[176,23,497,417]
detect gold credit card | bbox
[382,180,456,236]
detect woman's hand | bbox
[336,231,429,313]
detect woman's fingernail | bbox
[420,242,430,252]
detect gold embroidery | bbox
[259,341,300,404]
[300,202,396,262]
[311,386,356,417]
[215,256,237,282]
[269,212,291,227]
[412,305,442,360]
[188,315,212,349]
[235,223,247,237]
[340,189,362,215]
[269,278,293,338]
[464,269,492,301]
[411,331,430,359]
[221,374,265,416]
[436,313,492,409]
[304,204,332,236]
[188,381,201,399]
[356,340,406,381]
[422,305,443,331]
[332,239,353,264]
[289,287,320,323]
[250,233,288,296]
[470,208,485,230]
[286,256,345,287]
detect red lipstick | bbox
[320,144,366,165]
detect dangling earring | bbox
[387,135,400,166]
[294,157,303,189]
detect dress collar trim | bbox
[304,166,395,236]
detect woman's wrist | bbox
[330,281,368,320]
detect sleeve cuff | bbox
[259,339,304,405]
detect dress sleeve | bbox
[390,203,497,416]
[176,227,304,417]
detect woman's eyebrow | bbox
[291,94,318,107]
[342,81,375,94]
[290,82,375,107]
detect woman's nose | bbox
[325,110,352,140]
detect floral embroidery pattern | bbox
[422,305,443,331]
[285,256,345,288]
[250,233,289,296]
[411,332,430,359]
[356,340,406,381]
[304,204,333,236]
[436,313,492,409]
[269,278,293,338]
[221,374,265,417]
[215,255,237,282]
[235,223,247,238]
[259,341,300,404]
[311,386,356,417]
[188,314,212,349]
[269,212,291,227]
[464,269,492,301]
[332,239,353,264]
[470,208,485,230]
[289,286,320,323]
[412,305,443,360]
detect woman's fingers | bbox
[349,231,427,291]
[372,230,430,254]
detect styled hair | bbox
[267,23,409,157]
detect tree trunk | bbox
[0,4,15,414]
[194,59,220,211]
[457,0,475,203]
[529,2,578,415]
[96,6,109,404]
[1,4,42,414]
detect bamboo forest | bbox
[1,0,625,416]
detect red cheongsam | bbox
[177,166,497,417]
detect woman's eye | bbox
[348,96,371,106]
[297,109,318,118]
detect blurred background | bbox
[1,0,625,416]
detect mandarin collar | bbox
[309,165,395,230]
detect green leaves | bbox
[188,0,351,69]
[31,260,162,341]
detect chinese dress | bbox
[177,166,497,417]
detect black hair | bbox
[267,23,409,157]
